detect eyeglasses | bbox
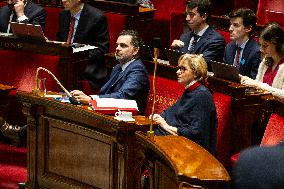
[176,66,188,72]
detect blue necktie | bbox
[100,66,122,94]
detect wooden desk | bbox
[261,95,284,117]
[0,35,89,90]
[17,91,154,189]
[136,132,230,189]
[207,76,271,153]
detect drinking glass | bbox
[37,78,46,97]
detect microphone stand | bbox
[33,67,71,96]
[147,47,159,140]
[33,67,81,105]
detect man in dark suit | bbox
[70,30,149,114]
[57,0,109,90]
[224,8,261,79]
[171,0,225,70]
[0,0,46,33]
[233,141,284,189]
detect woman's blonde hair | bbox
[178,54,208,84]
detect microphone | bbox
[153,37,161,62]
[147,37,162,139]
[33,67,81,105]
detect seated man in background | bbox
[171,0,225,70]
[232,141,284,189]
[224,8,261,79]
[152,54,217,154]
[71,30,150,114]
[0,0,46,33]
[57,0,109,91]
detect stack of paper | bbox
[90,98,139,115]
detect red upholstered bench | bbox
[0,142,27,188]
[0,1,6,7]
[44,6,63,41]
[231,113,284,167]
[145,75,184,116]
[217,30,231,45]
[105,12,126,53]
[256,0,284,26]
[142,0,186,47]
[212,91,232,170]
[0,50,61,124]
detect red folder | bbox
[90,99,138,115]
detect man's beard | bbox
[115,55,123,62]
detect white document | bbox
[95,98,138,110]
[72,44,97,53]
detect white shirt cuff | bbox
[90,95,99,100]
[17,15,28,22]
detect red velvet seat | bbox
[0,142,27,189]
[212,91,232,169]
[231,113,284,167]
[0,1,6,7]
[169,11,185,43]
[105,12,126,53]
[256,0,284,26]
[44,7,62,41]
[142,0,186,47]
[145,75,184,116]
[263,10,284,29]
[0,50,62,124]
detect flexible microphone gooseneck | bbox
[33,67,81,105]
[147,37,162,139]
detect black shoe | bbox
[0,117,21,146]
[18,182,26,189]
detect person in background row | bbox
[224,8,261,79]
[171,0,225,70]
[0,0,46,33]
[1,30,149,147]
[57,0,109,91]
[233,141,284,189]
[152,54,217,154]
[241,22,284,99]
[70,30,149,114]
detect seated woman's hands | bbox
[241,76,259,88]
[70,90,91,105]
[149,114,177,135]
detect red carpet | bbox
[0,142,27,189]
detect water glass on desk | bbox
[37,78,46,97]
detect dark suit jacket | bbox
[224,38,261,79]
[155,82,217,154]
[233,142,284,189]
[99,59,149,114]
[57,3,109,87]
[0,1,46,32]
[179,26,225,70]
